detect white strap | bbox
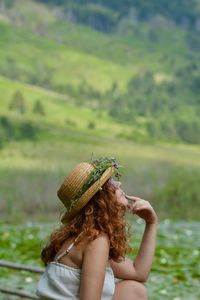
[54,232,83,262]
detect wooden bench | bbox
[0,260,44,299]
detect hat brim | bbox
[61,166,114,223]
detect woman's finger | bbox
[128,203,148,212]
[125,194,141,202]
[128,203,137,210]
[134,206,149,211]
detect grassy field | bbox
[0,219,199,300]
[0,134,200,222]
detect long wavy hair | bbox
[41,178,132,266]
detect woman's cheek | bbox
[115,191,121,204]
[123,196,129,206]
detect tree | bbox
[87,121,96,129]
[32,100,46,116]
[9,91,26,114]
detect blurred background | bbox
[0,0,199,299]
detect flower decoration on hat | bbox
[65,157,121,216]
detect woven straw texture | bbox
[57,162,114,221]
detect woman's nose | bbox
[117,181,121,187]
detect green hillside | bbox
[0,0,200,144]
[0,11,189,93]
[0,21,134,92]
[0,75,132,138]
[36,0,200,32]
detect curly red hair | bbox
[41,178,132,266]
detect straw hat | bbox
[57,158,119,222]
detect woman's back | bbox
[55,234,112,270]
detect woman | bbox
[36,157,157,300]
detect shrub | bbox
[9,91,26,114]
[151,168,200,219]
[0,115,40,145]
[32,100,46,116]
[18,121,38,140]
[87,121,95,129]
[65,118,77,127]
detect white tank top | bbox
[36,233,115,300]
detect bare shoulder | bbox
[83,232,110,255]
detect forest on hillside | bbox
[35,0,200,144]
[36,0,200,32]
[0,0,200,144]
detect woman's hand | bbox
[125,195,158,224]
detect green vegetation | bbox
[8,90,27,114]
[0,0,200,144]
[32,100,46,116]
[36,0,200,32]
[109,68,200,144]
